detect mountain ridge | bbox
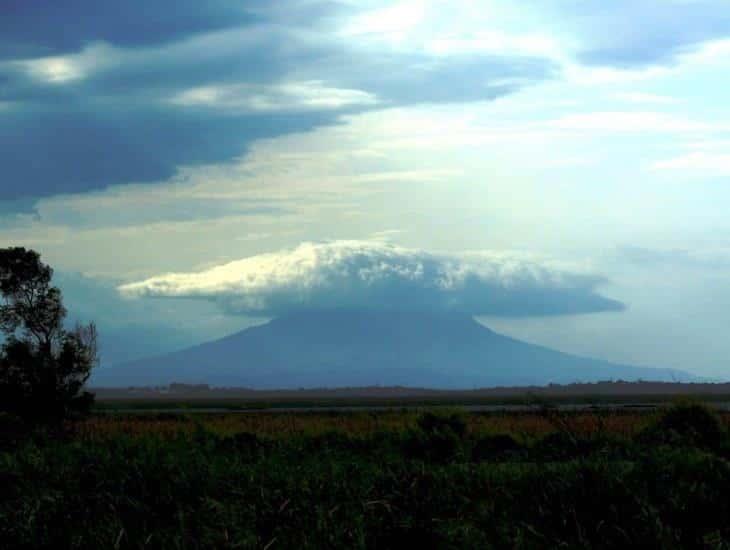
[92,310,692,388]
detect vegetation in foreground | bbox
[2,403,730,549]
[0,247,97,423]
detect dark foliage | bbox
[404,411,469,463]
[641,401,725,450]
[1,406,730,548]
[0,247,97,423]
[0,413,27,450]
[416,411,468,438]
[471,433,524,461]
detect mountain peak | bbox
[92,309,691,388]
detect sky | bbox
[2,1,730,379]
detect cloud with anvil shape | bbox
[119,241,623,317]
[3,0,730,380]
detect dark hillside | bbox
[93,310,691,388]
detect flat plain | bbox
[3,398,730,548]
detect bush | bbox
[0,412,28,449]
[471,433,524,461]
[531,431,603,461]
[641,402,724,450]
[416,411,467,438]
[218,431,265,455]
[404,411,468,463]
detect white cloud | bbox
[681,38,730,66]
[171,80,378,112]
[341,1,427,41]
[369,229,404,241]
[651,152,730,175]
[427,30,561,58]
[564,62,672,86]
[549,111,714,133]
[613,92,680,105]
[684,139,730,151]
[10,42,117,84]
[119,240,622,317]
[618,245,730,269]
[337,0,568,68]
[17,56,85,84]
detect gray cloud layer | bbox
[570,0,730,67]
[120,241,624,317]
[3,0,728,207]
[0,3,554,205]
[0,1,254,59]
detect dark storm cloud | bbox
[0,2,556,207]
[0,103,334,201]
[0,0,257,59]
[22,0,725,207]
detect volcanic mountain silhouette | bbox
[92,310,691,387]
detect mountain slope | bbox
[92,310,691,388]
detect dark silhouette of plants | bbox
[404,411,469,462]
[641,401,724,450]
[0,247,97,423]
[416,411,467,438]
[471,433,524,461]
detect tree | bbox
[0,247,97,422]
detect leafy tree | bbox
[0,247,97,422]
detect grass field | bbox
[79,407,701,440]
[90,382,730,412]
[3,404,730,548]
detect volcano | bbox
[92,310,691,388]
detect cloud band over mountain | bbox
[119,241,624,317]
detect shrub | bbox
[218,431,264,451]
[531,431,600,461]
[0,412,28,449]
[404,411,468,463]
[471,433,524,461]
[641,402,724,450]
[416,411,467,438]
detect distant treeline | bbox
[92,380,730,401]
